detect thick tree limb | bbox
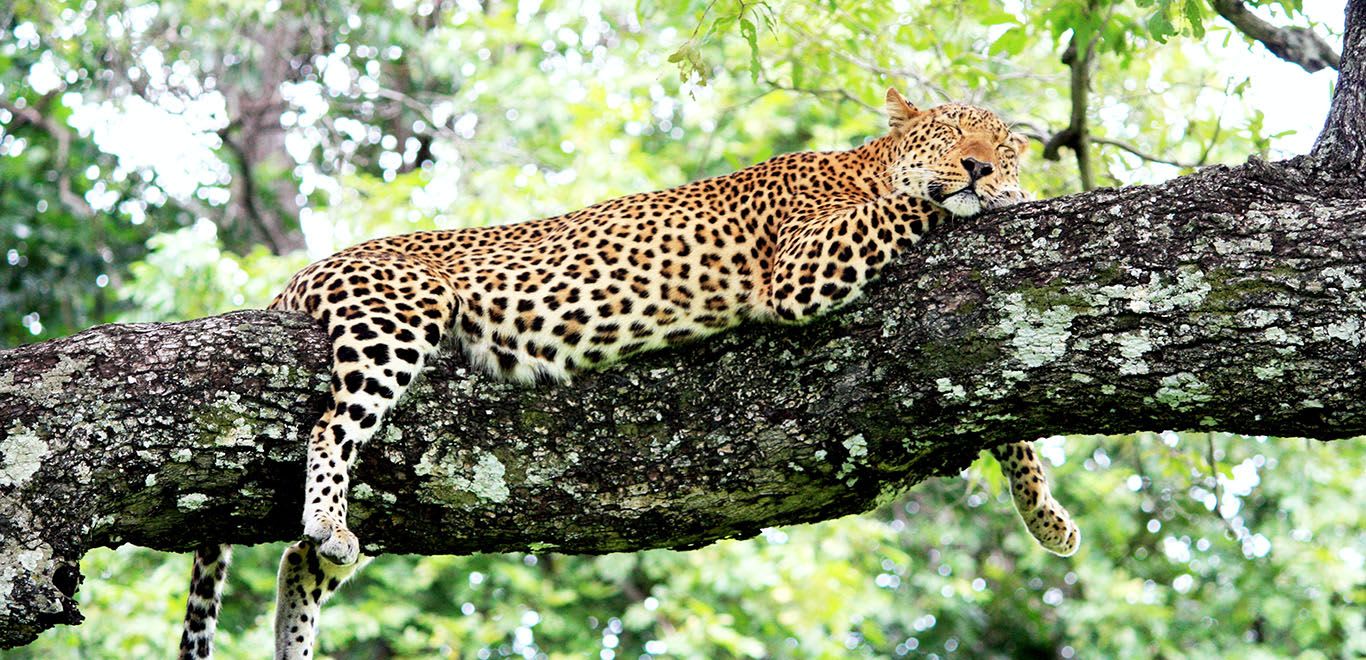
[2,154,1365,647]
[1211,0,1341,73]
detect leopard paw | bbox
[303,514,360,566]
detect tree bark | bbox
[1312,0,1366,168]
[2,152,1364,647]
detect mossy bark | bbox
[2,155,1364,647]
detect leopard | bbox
[176,88,1079,660]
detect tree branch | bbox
[1211,0,1342,73]
[0,97,95,219]
[1312,0,1366,169]
[2,156,1365,648]
[1042,32,1099,190]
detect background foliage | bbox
[1,0,1361,658]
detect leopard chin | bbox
[939,190,983,217]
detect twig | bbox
[217,127,289,255]
[1090,137,1201,169]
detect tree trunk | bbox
[4,0,1365,648]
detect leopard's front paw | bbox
[303,514,360,566]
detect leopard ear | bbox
[885,88,920,131]
[1008,132,1030,152]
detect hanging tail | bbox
[991,442,1080,556]
[179,543,233,659]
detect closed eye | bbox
[935,118,962,135]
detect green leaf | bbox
[1146,9,1177,43]
[667,41,708,82]
[740,17,761,83]
[1184,0,1206,38]
[990,26,1028,57]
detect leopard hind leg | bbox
[991,441,1080,556]
[272,540,369,660]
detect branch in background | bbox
[1092,136,1202,169]
[1019,128,1203,169]
[758,76,877,112]
[1042,33,1099,190]
[217,127,291,255]
[1211,0,1341,72]
[1311,0,1366,169]
[784,23,949,102]
[0,97,94,218]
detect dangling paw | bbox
[303,513,361,566]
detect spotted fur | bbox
[177,544,231,660]
[179,89,1077,659]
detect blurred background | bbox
[1,0,1361,657]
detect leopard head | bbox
[883,88,1029,217]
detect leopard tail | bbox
[178,543,233,659]
[991,441,1080,556]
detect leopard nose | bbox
[962,157,994,181]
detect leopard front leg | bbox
[762,197,939,323]
[278,252,460,565]
[301,407,361,566]
[270,251,460,658]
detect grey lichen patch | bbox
[1108,331,1154,376]
[415,447,510,505]
[820,336,864,372]
[202,392,266,447]
[1153,267,1212,311]
[351,482,375,501]
[0,541,55,616]
[836,433,868,481]
[991,292,1079,369]
[935,377,966,401]
[177,493,209,510]
[1253,364,1284,380]
[1237,309,1282,329]
[1262,326,1303,352]
[260,362,325,391]
[0,354,91,404]
[1097,266,1211,314]
[522,449,582,491]
[1321,266,1362,290]
[1153,372,1213,411]
[1318,317,1365,346]
[0,425,50,488]
[42,354,91,389]
[1212,235,1273,255]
